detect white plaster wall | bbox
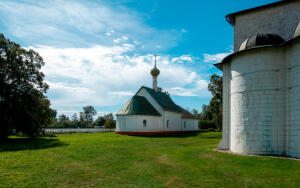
[163,111,182,131]
[182,119,198,131]
[137,87,164,128]
[286,40,300,158]
[116,115,161,132]
[218,63,231,150]
[229,48,286,155]
[233,1,300,51]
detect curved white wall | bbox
[229,48,286,155]
[286,40,300,158]
[220,39,300,158]
[116,115,161,132]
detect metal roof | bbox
[142,86,182,113]
[214,35,300,71]
[116,95,161,116]
[177,106,197,119]
[239,33,285,51]
[117,86,199,119]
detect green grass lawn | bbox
[0,132,299,188]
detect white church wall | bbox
[116,115,161,132]
[229,47,286,155]
[286,39,300,158]
[218,63,231,150]
[163,111,182,131]
[182,119,198,131]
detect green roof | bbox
[142,86,182,113]
[177,105,197,119]
[116,95,161,116]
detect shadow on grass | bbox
[133,132,200,138]
[0,137,68,152]
[200,135,222,139]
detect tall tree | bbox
[94,116,105,127]
[103,113,114,120]
[104,119,116,131]
[199,104,213,120]
[208,74,222,130]
[0,33,55,139]
[82,106,97,126]
[191,109,199,117]
[58,114,71,128]
[71,113,78,122]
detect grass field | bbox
[0,132,299,187]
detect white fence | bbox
[43,128,115,134]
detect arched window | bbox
[143,120,147,127]
[184,121,186,128]
[166,120,169,128]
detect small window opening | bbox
[184,121,186,128]
[143,120,147,127]
[166,120,169,128]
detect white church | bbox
[115,57,198,135]
[216,0,300,158]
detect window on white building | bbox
[143,120,147,127]
[166,120,169,128]
[184,121,186,128]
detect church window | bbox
[166,120,169,128]
[143,120,147,127]
[184,121,186,128]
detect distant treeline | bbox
[49,106,116,130]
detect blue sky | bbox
[0,0,278,117]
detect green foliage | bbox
[47,108,115,128]
[80,106,97,126]
[58,114,73,128]
[198,120,216,130]
[1,132,300,187]
[103,113,114,120]
[208,74,222,130]
[198,104,213,120]
[0,33,55,139]
[104,119,116,130]
[94,116,105,127]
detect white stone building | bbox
[115,57,198,135]
[216,0,300,158]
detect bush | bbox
[104,119,116,130]
[198,120,216,130]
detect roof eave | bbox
[225,0,295,26]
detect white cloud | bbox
[133,40,141,45]
[113,38,121,44]
[171,55,195,63]
[29,45,209,109]
[0,0,213,113]
[167,79,209,97]
[203,51,232,63]
[57,110,112,118]
[181,28,188,33]
[0,0,180,50]
[109,91,134,96]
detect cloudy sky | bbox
[0,0,277,117]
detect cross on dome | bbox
[150,54,160,77]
